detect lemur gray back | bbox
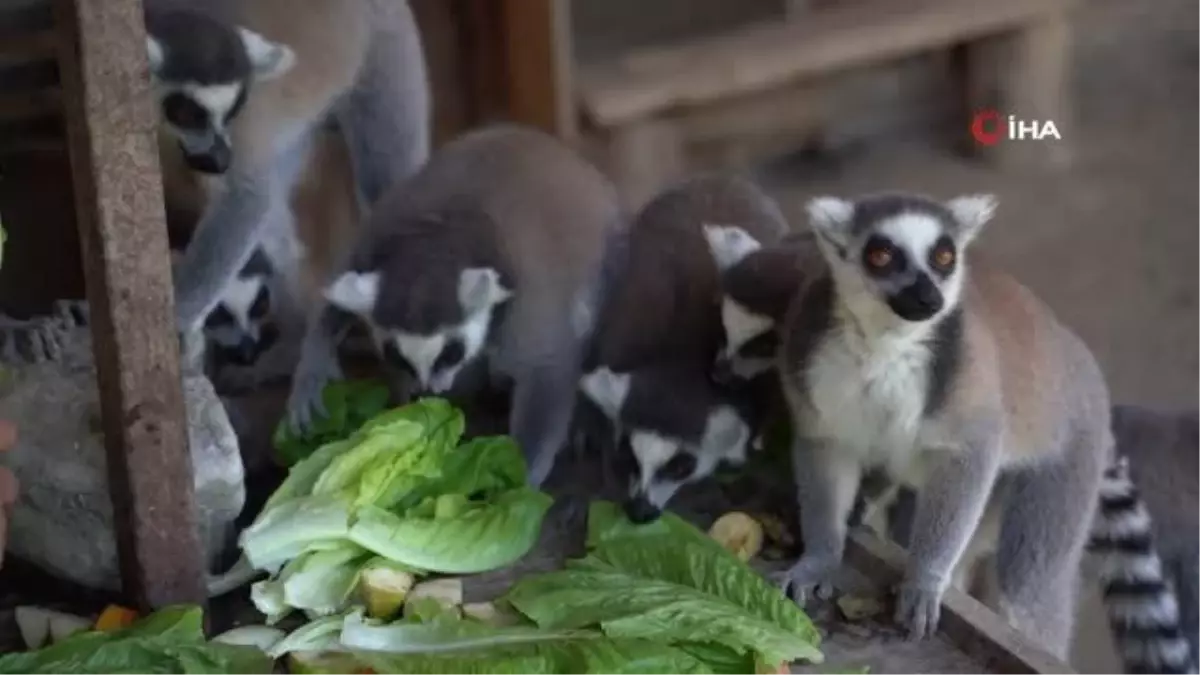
[347,124,623,364]
[717,231,820,369]
[592,173,789,372]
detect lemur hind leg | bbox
[993,440,1105,659]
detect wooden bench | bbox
[577,0,1078,208]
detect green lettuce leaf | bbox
[0,605,272,674]
[239,494,353,571]
[267,613,352,659]
[310,398,464,510]
[505,502,822,667]
[262,437,354,513]
[273,379,392,467]
[340,612,716,674]
[348,487,553,574]
[280,543,372,617]
[585,501,724,553]
[394,435,527,513]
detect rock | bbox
[0,324,245,592]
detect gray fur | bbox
[144,0,431,341]
[580,173,788,514]
[776,191,1110,660]
[287,125,623,488]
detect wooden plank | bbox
[0,29,59,69]
[496,0,575,138]
[0,86,61,124]
[578,0,1077,127]
[52,0,206,610]
[843,530,1075,675]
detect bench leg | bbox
[956,14,1074,170]
[607,118,683,211]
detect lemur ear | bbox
[805,196,855,255]
[324,271,380,316]
[706,407,751,466]
[146,36,165,76]
[458,267,512,314]
[238,26,296,81]
[578,367,631,420]
[946,193,997,245]
[702,224,762,272]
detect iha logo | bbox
[970,110,1062,146]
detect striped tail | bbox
[1090,455,1196,674]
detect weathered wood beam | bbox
[457,0,575,139]
[53,0,205,610]
[498,0,575,139]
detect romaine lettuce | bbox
[0,605,272,674]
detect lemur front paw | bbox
[285,358,342,433]
[894,581,944,640]
[774,553,841,607]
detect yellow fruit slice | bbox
[708,512,765,562]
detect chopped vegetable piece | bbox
[94,605,139,632]
[360,562,417,620]
[708,511,765,562]
[14,606,51,650]
[211,625,287,652]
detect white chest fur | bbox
[803,324,934,476]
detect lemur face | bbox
[579,366,752,524]
[621,405,750,524]
[714,297,777,385]
[204,272,276,365]
[324,267,512,394]
[145,10,294,174]
[805,193,997,324]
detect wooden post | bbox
[500,0,575,140]
[53,0,206,609]
[458,0,575,139]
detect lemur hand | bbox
[285,351,342,433]
[894,577,944,640]
[773,552,841,607]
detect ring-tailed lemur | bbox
[285,125,626,487]
[161,118,364,390]
[142,0,429,342]
[701,228,821,457]
[578,174,789,520]
[773,191,1110,661]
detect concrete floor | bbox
[740,1,1196,670]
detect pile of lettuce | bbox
[267,502,823,674]
[0,605,271,674]
[240,397,554,623]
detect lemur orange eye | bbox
[866,248,892,269]
[933,248,955,268]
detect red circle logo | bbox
[971,109,1004,146]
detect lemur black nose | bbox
[183,140,231,175]
[711,357,736,385]
[623,495,662,524]
[889,274,944,321]
[913,276,942,309]
[233,336,259,364]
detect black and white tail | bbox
[1090,455,1196,674]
